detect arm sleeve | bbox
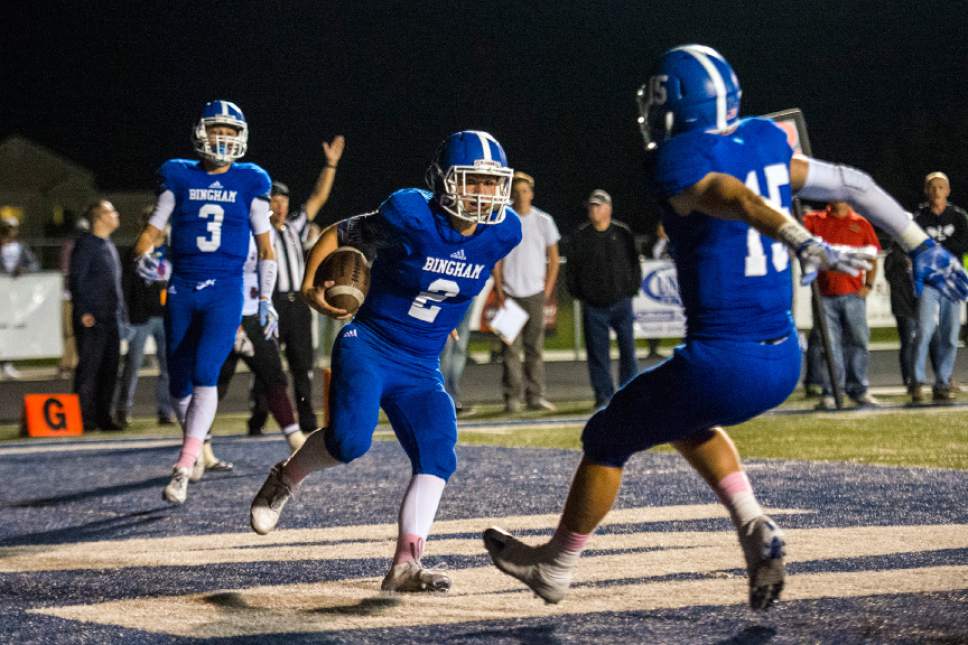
[147,190,176,231]
[798,157,921,246]
[258,258,277,298]
[336,210,399,262]
[249,197,271,235]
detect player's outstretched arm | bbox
[790,156,968,301]
[669,171,874,284]
[300,222,351,319]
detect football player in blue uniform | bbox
[131,100,278,505]
[249,131,522,592]
[483,45,968,610]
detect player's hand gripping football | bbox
[910,239,968,301]
[301,282,353,320]
[134,252,169,283]
[797,238,875,286]
[258,298,279,339]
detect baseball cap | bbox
[512,171,534,188]
[270,181,290,197]
[586,189,612,205]
[924,171,949,187]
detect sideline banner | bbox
[633,257,900,338]
[633,259,686,338]
[0,273,63,360]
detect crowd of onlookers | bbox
[1,168,965,428]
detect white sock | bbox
[281,423,300,437]
[174,395,191,429]
[282,427,341,485]
[394,474,446,564]
[184,386,218,444]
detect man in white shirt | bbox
[492,171,560,412]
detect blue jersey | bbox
[652,117,795,341]
[353,189,522,356]
[158,159,271,281]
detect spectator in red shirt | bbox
[804,202,881,409]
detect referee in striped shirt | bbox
[252,136,345,434]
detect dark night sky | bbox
[3,1,967,236]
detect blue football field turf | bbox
[1,433,966,643]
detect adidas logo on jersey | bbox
[422,256,485,280]
[344,329,358,338]
[450,249,467,261]
[209,180,224,189]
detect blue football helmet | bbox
[636,45,742,150]
[192,100,248,164]
[426,130,514,224]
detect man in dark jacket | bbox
[116,206,174,427]
[70,200,124,431]
[566,190,641,407]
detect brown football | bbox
[314,246,370,314]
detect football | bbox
[314,246,370,314]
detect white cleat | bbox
[739,515,786,610]
[250,462,294,535]
[189,458,206,483]
[483,527,572,604]
[286,430,306,453]
[381,560,451,593]
[163,466,191,504]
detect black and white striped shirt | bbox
[273,207,310,293]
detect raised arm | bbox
[303,136,346,221]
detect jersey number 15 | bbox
[744,163,790,277]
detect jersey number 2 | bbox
[408,279,459,323]
[744,164,790,277]
[196,204,224,252]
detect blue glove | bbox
[135,252,169,283]
[910,239,968,301]
[797,238,875,286]
[258,299,279,339]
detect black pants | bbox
[218,315,289,398]
[252,293,316,431]
[72,317,120,429]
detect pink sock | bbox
[175,436,204,470]
[393,533,425,565]
[714,470,763,529]
[551,522,591,555]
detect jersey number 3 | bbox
[196,204,224,252]
[744,164,790,277]
[408,279,459,323]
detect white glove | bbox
[911,239,968,301]
[135,252,169,283]
[797,238,875,286]
[258,299,279,339]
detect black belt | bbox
[275,292,300,302]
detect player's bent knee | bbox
[323,430,372,464]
